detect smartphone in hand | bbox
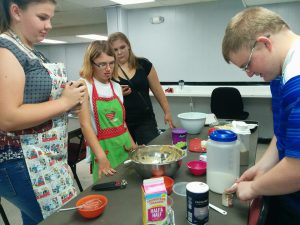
[121,85,131,96]
[121,85,130,91]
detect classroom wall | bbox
[38,0,300,82]
[37,43,89,81]
[106,0,300,82]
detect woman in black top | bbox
[108,32,174,145]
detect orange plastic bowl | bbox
[163,176,174,195]
[76,194,108,219]
[187,160,207,176]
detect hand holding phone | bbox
[121,85,129,89]
[121,85,131,96]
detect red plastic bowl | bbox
[163,176,174,195]
[187,160,207,176]
[153,176,174,195]
[76,194,108,219]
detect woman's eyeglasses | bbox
[92,61,115,69]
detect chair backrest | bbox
[248,197,269,225]
[68,128,86,165]
[210,87,249,120]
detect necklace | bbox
[6,29,49,63]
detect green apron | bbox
[91,80,132,182]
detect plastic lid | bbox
[172,128,188,134]
[186,182,209,193]
[209,129,237,142]
[172,182,189,196]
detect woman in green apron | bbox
[79,41,137,183]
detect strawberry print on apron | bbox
[91,80,132,182]
[20,62,76,218]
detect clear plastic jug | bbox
[206,130,240,194]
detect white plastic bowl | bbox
[177,112,206,134]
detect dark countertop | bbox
[39,125,258,225]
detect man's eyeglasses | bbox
[92,61,115,69]
[241,41,257,73]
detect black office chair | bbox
[0,198,10,225]
[210,87,249,120]
[68,128,86,192]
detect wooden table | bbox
[39,124,258,225]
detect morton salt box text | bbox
[142,177,168,225]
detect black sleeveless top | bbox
[115,57,155,125]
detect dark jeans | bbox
[265,196,300,225]
[127,119,160,145]
[0,159,43,225]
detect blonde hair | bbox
[222,7,290,63]
[80,41,116,82]
[107,32,138,70]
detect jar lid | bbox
[209,129,237,142]
[172,128,187,134]
[186,182,209,193]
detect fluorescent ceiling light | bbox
[111,0,155,5]
[76,34,108,40]
[41,39,66,44]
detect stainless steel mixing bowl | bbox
[128,145,186,178]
